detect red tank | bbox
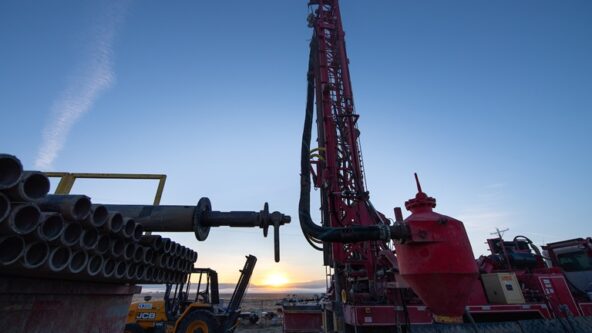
[395,175,479,323]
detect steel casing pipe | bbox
[0,154,23,190]
[0,203,42,235]
[0,193,11,223]
[79,228,99,250]
[132,223,143,242]
[140,235,162,250]
[60,222,82,247]
[101,212,123,234]
[82,205,108,229]
[37,195,91,221]
[2,171,50,202]
[110,237,125,258]
[41,247,71,273]
[121,217,135,239]
[0,235,25,265]
[86,255,104,277]
[101,257,116,279]
[94,234,110,255]
[30,213,65,244]
[69,250,88,274]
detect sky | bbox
[1,1,591,287]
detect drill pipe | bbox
[123,242,135,261]
[161,238,172,253]
[102,257,116,279]
[166,256,175,270]
[60,222,82,247]
[79,228,99,251]
[37,195,91,221]
[133,244,144,263]
[81,205,108,229]
[28,213,64,244]
[0,193,9,223]
[0,203,41,235]
[152,267,161,282]
[0,241,49,275]
[110,237,125,258]
[125,264,136,281]
[135,265,145,280]
[0,235,25,265]
[0,154,23,190]
[94,234,111,255]
[102,198,290,240]
[156,269,164,283]
[139,235,162,250]
[41,247,71,273]
[154,254,167,268]
[101,212,123,234]
[2,171,50,202]
[22,241,50,269]
[103,198,289,262]
[86,255,104,277]
[141,266,151,282]
[113,261,126,279]
[143,247,154,265]
[132,223,143,242]
[121,217,135,238]
[69,249,88,274]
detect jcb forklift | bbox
[125,255,256,333]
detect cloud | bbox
[35,1,129,170]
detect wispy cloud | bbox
[35,1,129,170]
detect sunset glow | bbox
[262,272,289,287]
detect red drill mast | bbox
[300,0,479,329]
[307,0,384,292]
[302,0,399,315]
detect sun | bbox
[262,272,289,287]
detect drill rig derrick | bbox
[300,0,408,311]
[300,0,479,328]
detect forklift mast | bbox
[225,255,257,321]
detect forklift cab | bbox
[126,255,257,333]
[165,267,220,318]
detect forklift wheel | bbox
[176,310,220,333]
[124,323,145,333]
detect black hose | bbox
[513,235,543,257]
[298,37,409,244]
[305,234,324,251]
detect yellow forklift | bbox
[125,255,256,333]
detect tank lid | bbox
[404,173,436,211]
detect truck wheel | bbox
[176,310,221,333]
[124,323,145,333]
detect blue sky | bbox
[1,1,591,284]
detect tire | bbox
[124,323,145,333]
[176,310,221,333]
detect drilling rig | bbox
[294,1,592,332]
[299,0,478,330]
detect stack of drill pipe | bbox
[0,154,196,284]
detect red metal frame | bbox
[308,0,385,302]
